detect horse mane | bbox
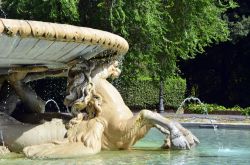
[64,58,121,117]
[64,60,102,117]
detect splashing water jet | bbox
[176,96,218,130]
[0,130,5,147]
[45,99,61,113]
[0,4,7,18]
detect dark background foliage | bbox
[179,0,250,108]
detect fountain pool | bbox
[1,127,250,165]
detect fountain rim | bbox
[0,18,129,70]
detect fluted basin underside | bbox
[0,19,129,69]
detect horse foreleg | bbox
[134,110,199,149]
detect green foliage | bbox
[1,0,237,82]
[78,0,113,30]
[1,0,80,24]
[165,0,235,58]
[111,0,238,81]
[163,77,186,108]
[113,77,186,109]
[186,103,227,114]
[241,107,250,116]
[114,79,158,109]
[229,15,250,42]
[180,31,250,108]
[186,103,250,115]
[180,1,250,108]
[224,1,250,43]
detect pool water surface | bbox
[1,128,250,165]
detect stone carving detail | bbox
[0,60,199,159]
[0,19,198,159]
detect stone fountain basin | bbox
[0,18,128,74]
[1,128,250,164]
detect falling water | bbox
[66,106,71,114]
[0,130,4,147]
[2,84,10,112]
[176,96,209,115]
[45,99,61,113]
[176,96,217,130]
[0,3,7,18]
[176,97,224,150]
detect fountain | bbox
[176,97,218,129]
[0,19,249,164]
[0,130,9,154]
[0,18,199,159]
[176,97,207,115]
[45,99,61,113]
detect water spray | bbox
[0,3,7,18]
[45,99,61,113]
[0,130,5,147]
[176,96,217,130]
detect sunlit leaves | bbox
[2,0,80,24]
[110,0,237,81]
[2,0,237,82]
